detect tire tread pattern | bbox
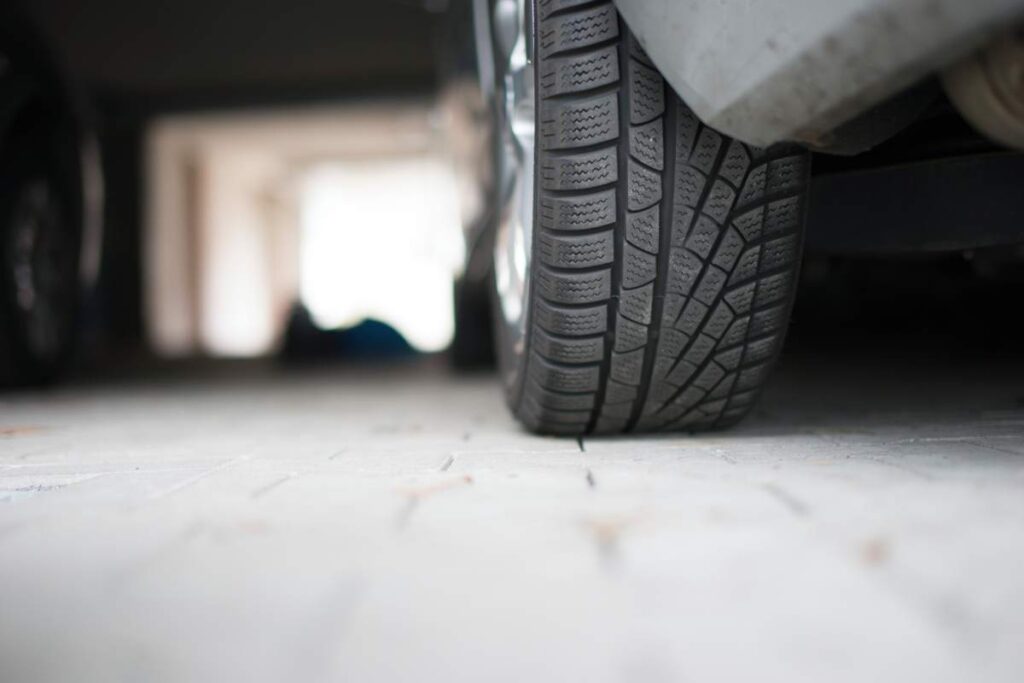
[517,0,809,434]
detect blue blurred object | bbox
[282,304,415,361]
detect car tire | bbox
[0,111,84,386]
[489,0,810,435]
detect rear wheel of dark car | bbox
[0,104,86,387]
[487,0,810,435]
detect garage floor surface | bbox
[2,353,1023,682]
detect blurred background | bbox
[5,0,1023,376]
[17,0,474,371]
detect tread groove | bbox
[583,12,628,435]
[625,79,674,433]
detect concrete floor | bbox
[1,353,1023,682]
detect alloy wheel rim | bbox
[492,0,535,371]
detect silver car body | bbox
[615,0,1024,147]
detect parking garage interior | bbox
[2,2,1024,681]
